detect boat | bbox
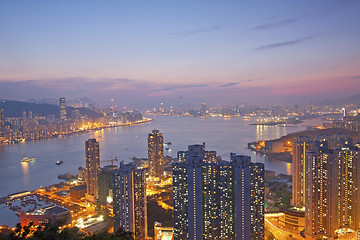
[56,160,63,165]
[243,116,251,120]
[21,157,36,163]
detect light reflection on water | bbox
[0,115,320,226]
[21,162,29,185]
[286,162,292,175]
[0,115,311,198]
[256,124,288,141]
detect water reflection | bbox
[0,116,308,199]
[256,125,286,141]
[286,163,292,175]
[21,162,29,185]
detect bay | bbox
[0,115,320,226]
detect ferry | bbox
[21,157,36,163]
[56,160,64,165]
[243,116,251,120]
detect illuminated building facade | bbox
[113,162,147,239]
[0,108,4,137]
[154,222,174,240]
[69,184,87,200]
[20,205,71,227]
[304,138,360,238]
[85,139,100,198]
[148,129,164,178]
[98,165,117,205]
[177,143,218,163]
[173,145,264,240]
[59,97,66,120]
[249,161,265,239]
[292,136,311,208]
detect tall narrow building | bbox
[304,138,360,238]
[249,162,265,240]
[98,165,118,206]
[173,145,264,240]
[59,97,66,120]
[292,136,311,208]
[85,139,100,198]
[113,162,147,239]
[148,129,164,178]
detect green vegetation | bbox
[147,195,173,238]
[264,230,275,240]
[1,223,133,240]
[267,181,292,208]
[276,188,292,207]
[0,100,101,119]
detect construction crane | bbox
[100,155,118,168]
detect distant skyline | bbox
[1,1,360,107]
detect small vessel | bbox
[243,116,251,120]
[21,157,36,162]
[56,160,64,165]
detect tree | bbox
[5,223,133,240]
[265,230,276,240]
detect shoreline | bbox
[1,118,153,146]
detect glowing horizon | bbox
[1,1,360,107]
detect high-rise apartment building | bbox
[59,97,66,120]
[177,143,218,163]
[292,136,311,208]
[113,162,147,239]
[85,139,100,198]
[304,138,360,238]
[173,145,264,240]
[249,161,265,239]
[98,165,117,205]
[148,129,164,178]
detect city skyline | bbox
[1,103,360,238]
[1,1,360,107]
[1,1,360,238]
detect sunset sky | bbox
[1,0,360,108]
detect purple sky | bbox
[1,1,360,108]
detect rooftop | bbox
[28,205,69,216]
[70,184,87,191]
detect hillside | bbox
[316,94,360,106]
[0,100,102,119]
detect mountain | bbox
[26,97,98,107]
[316,94,360,106]
[0,100,102,119]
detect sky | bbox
[0,0,360,108]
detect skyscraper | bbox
[177,143,218,163]
[113,162,147,239]
[249,161,265,240]
[292,136,311,208]
[85,139,100,198]
[98,165,117,206]
[304,138,360,238]
[173,145,264,240]
[148,129,164,178]
[59,97,66,120]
